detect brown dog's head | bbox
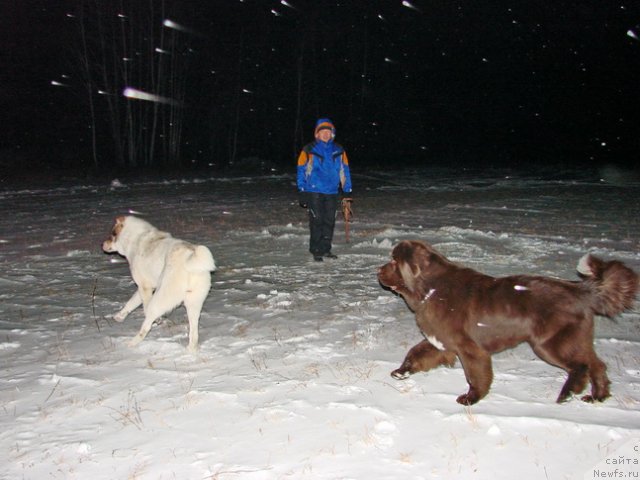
[378,240,451,300]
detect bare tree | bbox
[68,0,190,169]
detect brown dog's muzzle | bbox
[378,262,400,288]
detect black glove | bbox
[298,191,310,208]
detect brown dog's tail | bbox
[577,254,639,317]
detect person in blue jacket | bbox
[297,118,353,261]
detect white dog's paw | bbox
[113,311,128,323]
[127,335,143,348]
[187,344,199,354]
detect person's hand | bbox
[298,191,310,208]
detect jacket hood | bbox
[314,118,336,136]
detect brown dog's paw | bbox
[456,388,481,406]
[580,393,610,403]
[556,391,573,404]
[391,368,411,380]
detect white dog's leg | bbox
[139,286,154,312]
[185,311,200,353]
[114,290,143,322]
[184,292,207,353]
[185,272,212,352]
[128,283,183,348]
[128,315,157,347]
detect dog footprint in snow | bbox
[372,420,397,448]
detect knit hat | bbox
[315,118,336,136]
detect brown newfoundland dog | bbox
[378,240,638,405]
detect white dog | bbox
[102,216,216,351]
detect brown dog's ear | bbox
[398,260,420,293]
[393,240,428,295]
[400,240,438,299]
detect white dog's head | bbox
[102,216,127,254]
[102,215,157,257]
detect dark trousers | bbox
[307,193,338,255]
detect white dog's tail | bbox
[186,245,216,273]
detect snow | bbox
[1,167,640,479]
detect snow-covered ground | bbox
[1,166,639,479]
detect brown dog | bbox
[378,240,638,405]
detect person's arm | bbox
[297,150,310,191]
[340,151,352,193]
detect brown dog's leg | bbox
[456,342,493,405]
[532,323,611,403]
[556,364,589,403]
[391,339,456,380]
[582,355,610,402]
[555,359,610,403]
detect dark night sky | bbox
[3,0,640,173]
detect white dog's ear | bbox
[110,216,127,239]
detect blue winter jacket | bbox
[297,140,352,195]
